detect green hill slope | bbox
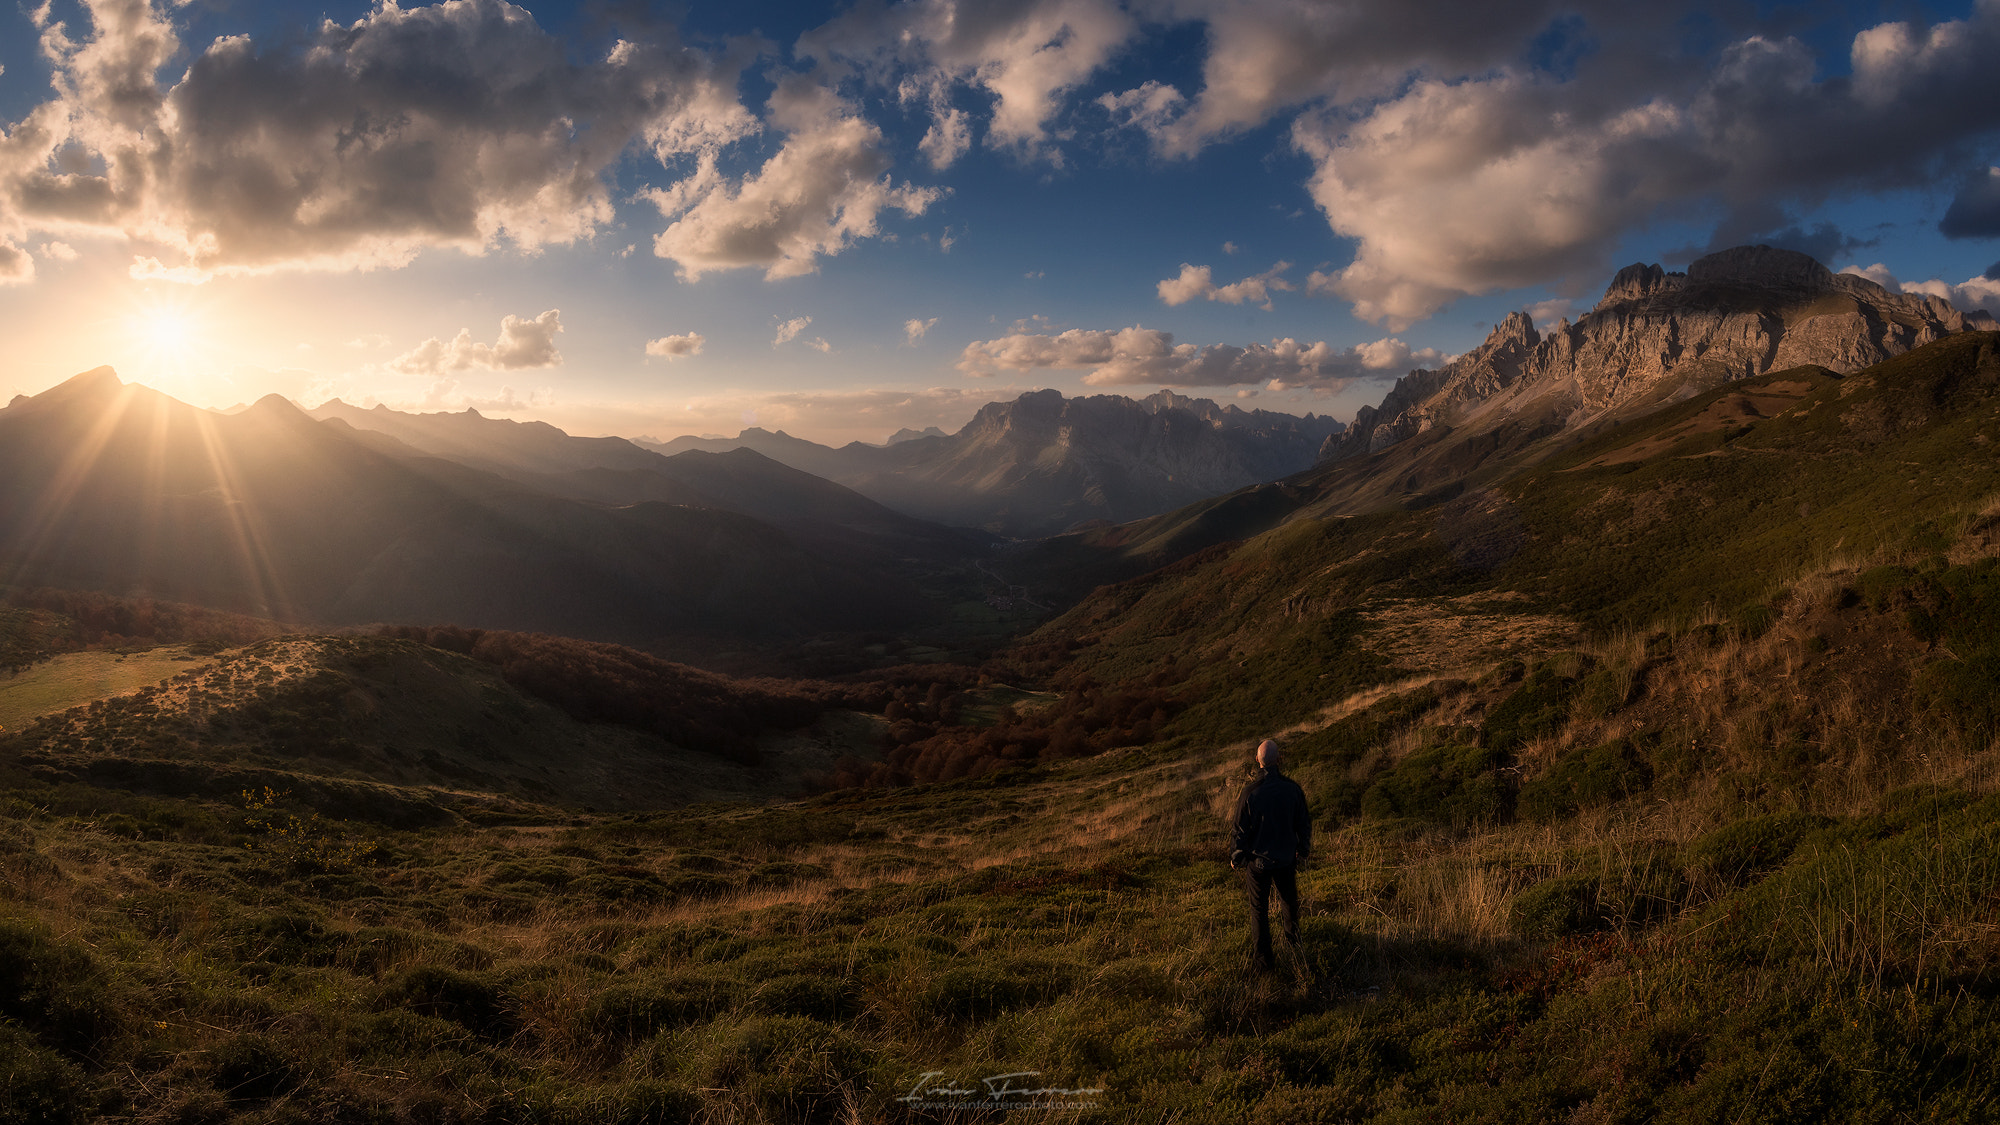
[1,336,1998,1122]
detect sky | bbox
[1,0,1998,445]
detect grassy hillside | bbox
[1,333,1999,1122]
[0,647,220,734]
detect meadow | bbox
[3,334,2000,1122]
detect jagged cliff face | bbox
[1328,245,1999,461]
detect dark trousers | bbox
[1241,863,1299,969]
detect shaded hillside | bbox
[1,467,1998,1123]
[0,370,946,646]
[2,634,879,817]
[4,337,1999,1125]
[309,404,981,564]
[642,388,1343,537]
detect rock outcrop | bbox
[1326,246,1999,462]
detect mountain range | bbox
[639,388,1345,537]
[0,371,963,650]
[1008,247,2000,599]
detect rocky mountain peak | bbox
[1324,245,1994,465]
[1595,262,1684,309]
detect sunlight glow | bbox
[137,308,198,355]
[115,290,236,405]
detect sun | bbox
[117,293,225,399]
[136,308,198,355]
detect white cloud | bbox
[802,0,1137,158]
[1840,263,2000,318]
[645,331,706,359]
[38,240,76,261]
[807,337,833,353]
[1222,241,1240,255]
[1526,298,1582,324]
[904,317,938,345]
[129,257,211,284]
[1098,81,1184,134]
[0,0,753,279]
[1290,4,2000,327]
[918,106,972,170]
[391,310,564,375]
[0,240,32,284]
[773,315,813,347]
[1157,261,1294,309]
[648,77,942,280]
[956,325,1439,389]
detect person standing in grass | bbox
[1230,738,1311,973]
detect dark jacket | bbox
[1230,767,1311,870]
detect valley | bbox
[2,253,1999,1121]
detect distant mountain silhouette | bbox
[0,371,953,644]
[640,388,1343,537]
[308,400,980,564]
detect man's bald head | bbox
[1256,739,1282,769]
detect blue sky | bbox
[1,0,1997,444]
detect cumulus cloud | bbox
[1941,166,2000,240]
[1290,5,2000,327]
[1526,298,1582,324]
[648,77,942,280]
[904,317,938,345]
[38,241,77,262]
[1098,81,1184,134]
[0,0,753,279]
[802,0,1136,158]
[1104,0,1574,157]
[1840,262,2000,318]
[391,310,564,375]
[0,240,33,284]
[956,325,1439,388]
[773,315,813,347]
[645,332,705,359]
[1157,261,1294,309]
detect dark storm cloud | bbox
[1940,167,2000,240]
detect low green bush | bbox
[748,973,863,1021]
[1518,739,1652,824]
[1360,744,1510,827]
[677,1016,873,1125]
[0,918,119,1056]
[1511,873,1601,940]
[375,966,518,1041]
[1683,812,1830,887]
[0,1025,90,1125]
[553,1080,701,1125]
[577,975,736,1044]
[209,1032,304,1100]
